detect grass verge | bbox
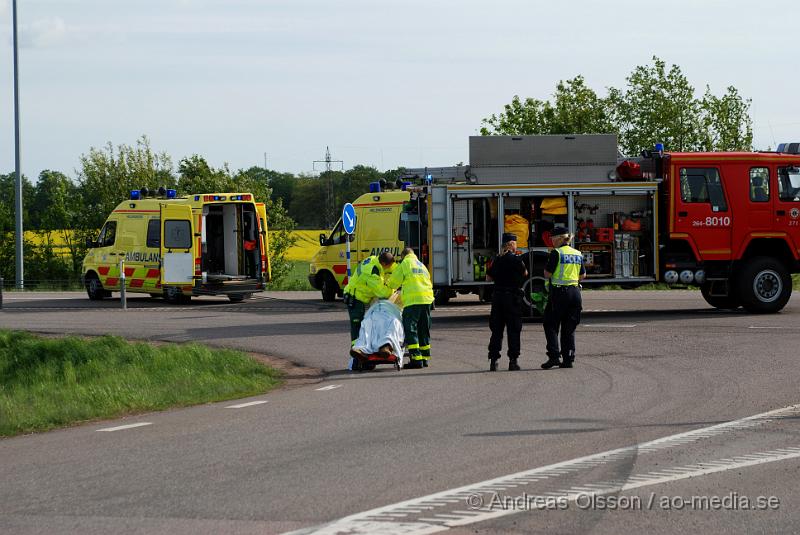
[267,261,314,291]
[0,331,283,437]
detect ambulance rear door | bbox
[160,204,197,285]
[255,202,271,282]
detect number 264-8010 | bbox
[692,216,731,227]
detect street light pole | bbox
[12,0,24,289]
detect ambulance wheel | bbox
[163,286,184,304]
[320,273,337,302]
[85,274,107,301]
[737,257,791,314]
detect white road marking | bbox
[96,422,152,432]
[582,323,637,328]
[286,403,800,535]
[225,400,269,409]
[748,326,784,329]
[316,384,343,391]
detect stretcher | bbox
[349,300,405,372]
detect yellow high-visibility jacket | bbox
[388,252,434,306]
[344,256,393,304]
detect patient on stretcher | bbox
[349,297,405,371]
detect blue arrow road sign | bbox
[342,203,356,234]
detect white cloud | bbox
[20,17,67,48]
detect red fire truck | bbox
[313,136,800,314]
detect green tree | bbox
[0,172,35,231]
[480,76,612,136]
[699,85,753,151]
[608,57,703,154]
[480,58,753,156]
[31,170,78,230]
[77,136,175,229]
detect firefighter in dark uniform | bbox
[541,227,586,369]
[486,233,528,371]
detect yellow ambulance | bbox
[82,189,270,303]
[309,189,409,301]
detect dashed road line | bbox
[316,384,343,391]
[225,400,269,409]
[96,422,152,432]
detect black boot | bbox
[508,358,521,371]
[560,352,574,368]
[489,359,498,372]
[541,358,561,369]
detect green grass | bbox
[267,261,314,291]
[794,274,800,290]
[0,331,283,436]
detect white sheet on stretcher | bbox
[352,300,405,369]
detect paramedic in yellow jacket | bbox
[343,252,395,352]
[388,247,435,369]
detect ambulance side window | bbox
[146,219,161,248]
[98,221,117,247]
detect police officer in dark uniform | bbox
[486,233,528,371]
[541,227,586,369]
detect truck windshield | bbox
[778,167,800,201]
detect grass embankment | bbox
[267,261,314,291]
[0,331,282,437]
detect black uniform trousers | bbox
[543,285,582,362]
[488,289,522,360]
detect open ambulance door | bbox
[255,202,271,282]
[160,204,197,285]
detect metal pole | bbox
[12,0,24,290]
[346,236,351,278]
[119,259,127,310]
[0,277,4,309]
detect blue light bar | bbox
[166,189,177,199]
[130,190,141,200]
[401,181,412,191]
[369,182,381,193]
[195,195,200,201]
[654,143,664,153]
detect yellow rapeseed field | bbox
[24,230,325,262]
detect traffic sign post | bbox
[342,203,356,278]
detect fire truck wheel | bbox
[700,283,740,310]
[85,273,107,301]
[320,272,338,302]
[434,289,451,306]
[737,257,792,314]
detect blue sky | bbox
[1,0,799,181]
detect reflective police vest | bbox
[388,252,434,306]
[551,245,583,287]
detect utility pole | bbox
[313,146,343,228]
[12,0,23,289]
[263,152,267,169]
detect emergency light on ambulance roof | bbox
[401,181,412,191]
[195,195,200,201]
[130,190,141,200]
[369,182,381,193]
[166,189,177,199]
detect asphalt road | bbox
[1,290,799,534]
